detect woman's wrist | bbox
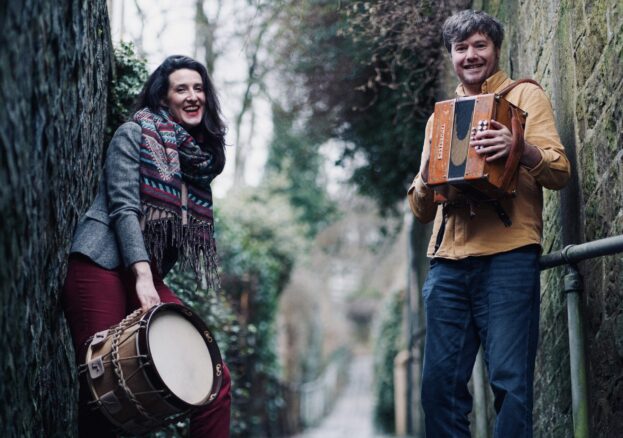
[131,261,153,280]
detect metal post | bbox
[472,349,489,438]
[406,216,415,436]
[564,265,590,438]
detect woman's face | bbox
[162,68,205,129]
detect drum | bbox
[79,303,223,435]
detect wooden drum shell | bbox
[81,303,223,435]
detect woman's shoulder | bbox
[109,121,142,148]
[114,121,142,138]
[106,121,143,161]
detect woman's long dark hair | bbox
[135,55,226,173]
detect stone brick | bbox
[0,1,111,436]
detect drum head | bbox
[147,310,214,405]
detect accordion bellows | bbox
[428,94,527,202]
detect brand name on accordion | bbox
[437,123,446,160]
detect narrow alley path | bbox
[292,353,390,438]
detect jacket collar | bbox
[455,70,511,96]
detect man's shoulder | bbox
[502,78,551,110]
[513,80,544,93]
[505,77,546,94]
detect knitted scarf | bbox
[133,108,220,290]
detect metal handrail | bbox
[539,234,623,438]
[540,235,623,269]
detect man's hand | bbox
[132,261,160,312]
[470,119,513,162]
[471,119,542,168]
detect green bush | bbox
[151,190,304,437]
[216,189,306,437]
[106,42,148,145]
[372,288,405,434]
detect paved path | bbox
[292,353,390,438]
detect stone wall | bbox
[477,0,623,435]
[0,1,112,436]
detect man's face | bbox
[450,32,500,94]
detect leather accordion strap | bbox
[494,78,541,226]
[497,78,541,194]
[500,106,526,193]
[434,204,449,254]
[496,78,543,97]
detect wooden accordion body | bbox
[427,94,527,202]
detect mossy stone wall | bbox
[477,0,623,435]
[0,1,112,435]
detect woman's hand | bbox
[131,261,161,312]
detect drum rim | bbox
[137,303,224,409]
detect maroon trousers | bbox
[62,254,231,437]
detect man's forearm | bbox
[519,141,542,169]
[408,174,437,224]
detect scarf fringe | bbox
[143,206,220,292]
[134,108,221,294]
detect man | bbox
[408,10,570,438]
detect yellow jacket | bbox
[408,70,571,259]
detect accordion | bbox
[427,93,528,202]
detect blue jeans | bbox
[421,245,541,438]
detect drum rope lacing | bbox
[110,308,165,426]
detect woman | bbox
[62,55,231,437]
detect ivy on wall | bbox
[106,42,148,145]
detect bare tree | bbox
[194,0,224,75]
[131,0,147,55]
[231,4,278,185]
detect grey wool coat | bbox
[70,122,152,271]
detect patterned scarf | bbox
[133,108,220,290]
